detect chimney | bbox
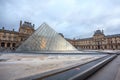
[2,27,4,30]
[33,24,35,28]
[20,20,22,27]
[102,29,104,33]
[13,29,14,31]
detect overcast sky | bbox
[0,0,120,39]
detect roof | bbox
[0,29,19,34]
[94,30,104,35]
[21,21,34,29]
[106,34,120,38]
[65,38,74,41]
[77,37,92,41]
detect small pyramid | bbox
[16,23,77,52]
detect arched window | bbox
[7,43,11,47]
[1,42,5,47]
[21,38,23,41]
[12,43,16,47]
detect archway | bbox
[7,43,11,47]
[1,42,5,47]
[12,43,16,47]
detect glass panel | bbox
[16,23,77,52]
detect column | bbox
[5,43,7,48]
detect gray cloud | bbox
[0,0,120,39]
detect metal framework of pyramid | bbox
[16,23,77,52]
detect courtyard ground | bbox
[0,52,106,80]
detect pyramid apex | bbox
[41,22,48,25]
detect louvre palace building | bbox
[0,21,35,51]
[0,20,120,51]
[67,30,120,50]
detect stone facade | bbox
[0,21,35,51]
[67,30,120,50]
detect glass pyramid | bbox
[16,23,77,52]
